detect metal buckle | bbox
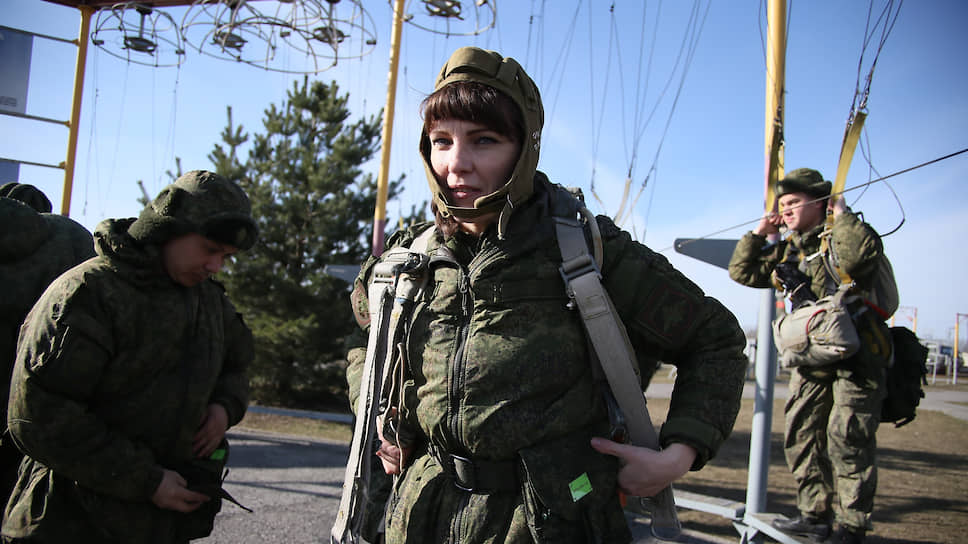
[449,453,477,492]
[429,443,478,492]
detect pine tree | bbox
[209,78,424,410]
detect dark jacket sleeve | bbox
[728,231,780,289]
[830,211,883,282]
[210,294,253,427]
[598,217,747,470]
[7,277,164,502]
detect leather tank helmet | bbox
[419,46,544,239]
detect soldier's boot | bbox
[830,526,866,544]
[772,514,831,541]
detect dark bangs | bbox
[421,81,523,141]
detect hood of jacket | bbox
[94,218,175,289]
[0,198,50,263]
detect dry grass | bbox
[235,410,352,443]
[667,396,968,544]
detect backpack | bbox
[880,326,929,428]
[820,218,899,319]
[867,255,899,319]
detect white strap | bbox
[331,227,435,543]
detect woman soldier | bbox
[345,46,748,543]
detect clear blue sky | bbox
[3,0,967,342]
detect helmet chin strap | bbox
[437,184,519,239]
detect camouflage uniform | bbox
[2,172,255,543]
[347,173,748,543]
[0,196,94,502]
[729,201,891,532]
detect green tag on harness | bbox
[210,448,227,461]
[569,473,592,502]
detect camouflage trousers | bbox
[783,366,885,531]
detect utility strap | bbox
[832,111,867,204]
[554,215,681,542]
[819,111,867,291]
[331,227,435,544]
[331,272,395,544]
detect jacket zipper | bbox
[448,268,472,448]
[447,264,474,542]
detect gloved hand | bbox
[773,262,817,309]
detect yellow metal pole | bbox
[60,5,93,217]
[763,0,786,212]
[371,0,406,257]
[955,313,966,378]
[744,0,787,526]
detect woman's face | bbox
[428,118,520,234]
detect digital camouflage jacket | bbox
[347,177,748,543]
[3,218,252,543]
[727,211,885,302]
[728,210,891,379]
[0,198,95,429]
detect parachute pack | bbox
[819,225,899,320]
[880,326,929,428]
[818,218,924,427]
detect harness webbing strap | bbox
[814,111,867,297]
[331,228,434,544]
[554,215,681,542]
[832,111,866,204]
[331,272,394,543]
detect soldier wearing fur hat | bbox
[2,171,257,543]
[728,168,891,544]
[344,47,748,544]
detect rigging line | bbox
[629,0,660,171]
[640,165,659,242]
[624,0,710,223]
[151,65,157,193]
[525,0,536,72]
[616,0,704,227]
[107,59,131,203]
[851,0,903,115]
[532,0,548,84]
[613,7,631,168]
[630,0,703,172]
[161,65,181,189]
[587,1,598,186]
[852,128,877,206]
[589,2,617,210]
[544,0,583,138]
[84,43,101,218]
[657,146,968,254]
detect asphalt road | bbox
[199,428,728,544]
[200,381,966,543]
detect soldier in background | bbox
[0,183,95,503]
[2,171,257,543]
[345,46,749,544]
[0,182,53,213]
[728,169,891,544]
